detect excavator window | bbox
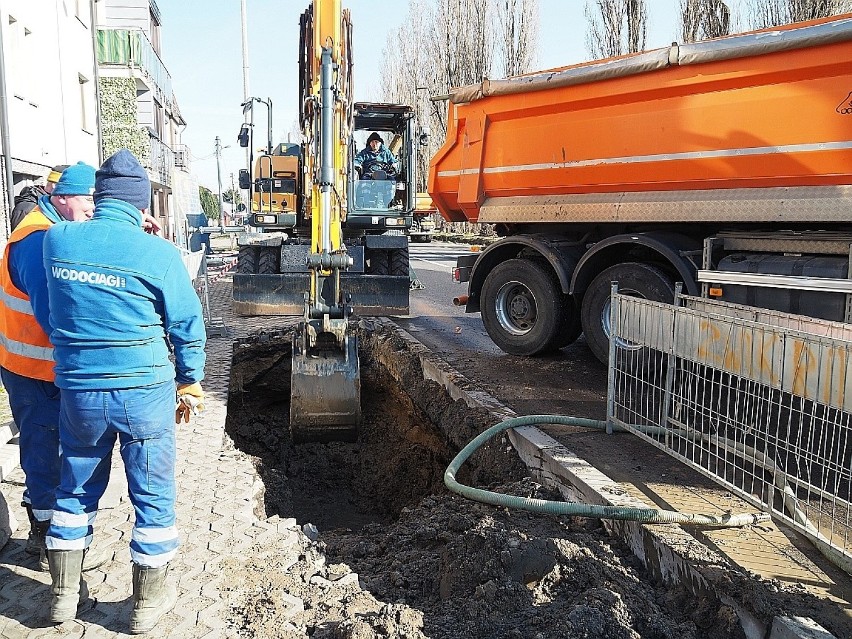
[256,177,296,193]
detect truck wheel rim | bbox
[495,282,536,336]
[602,288,644,351]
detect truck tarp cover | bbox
[449,17,852,104]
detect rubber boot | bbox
[46,549,89,624]
[40,544,110,573]
[23,504,45,556]
[129,563,177,634]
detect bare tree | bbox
[681,0,733,42]
[380,2,496,147]
[495,0,540,77]
[585,0,648,59]
[380,0,513,229]
[429,0,495,101]
[747,0,852,28]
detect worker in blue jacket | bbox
[42,149,207,632]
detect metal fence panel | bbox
[608,292,852,574]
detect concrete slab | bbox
[771,616,837,639]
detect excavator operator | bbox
[354,132,399,179]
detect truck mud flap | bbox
[290,333,360,443]
[233,273,409,316]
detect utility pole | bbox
[240,0,251,212]
[230,172,237,218]
[215,136,225,233]
[240,0,250,102]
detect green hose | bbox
[444,414,770,527]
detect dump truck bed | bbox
[428,15,852,226]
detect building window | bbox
[150,7,161,54]
[22,26,37,105]
[153,100,165,140]
[6,17,39,104]
[75,0,88,26]
[7,16,21,99]
[79,74,93,133]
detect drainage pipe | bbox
[445,414,770,527]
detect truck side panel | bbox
[429,19,852,223]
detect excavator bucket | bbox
[289,332,361,443]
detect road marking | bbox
[411,256,455,270]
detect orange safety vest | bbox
[0,208,55,381]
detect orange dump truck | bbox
[429,14,852,363]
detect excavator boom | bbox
[290,0,360,440]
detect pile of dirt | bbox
[222,479,743,639]
[322,478,742,639]
[221,333,749,638]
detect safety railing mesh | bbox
[607,291,852,574]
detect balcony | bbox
[97,28,173,110]
[146,131,174,188]
[174,143,191,172]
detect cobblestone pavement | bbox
[0,268,291,638]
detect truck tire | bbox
[368,250,389,275]
[555,299,583,348]
[481,259,564,356]
[258,246,280,274]
[237,246,257,274]
[580,262,675,364]
[390,247,409,276]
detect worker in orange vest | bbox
[10,164,70,231]
[0,162,108,574]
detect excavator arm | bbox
[290,0,360,441]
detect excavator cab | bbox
[347,103,416,232]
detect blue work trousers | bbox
[0,367,61,522]
[46,380,179,567]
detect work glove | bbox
[176,382,205,424]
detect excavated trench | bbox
[221,325,756,639]
[225,329,521,531]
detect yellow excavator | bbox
[231,0,424,442]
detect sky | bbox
[160,0,746,190]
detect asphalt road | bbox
[397,241,609,420]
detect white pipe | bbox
[0,15,15,238]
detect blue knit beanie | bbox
[52,162,95,196]
[94,149,151,210]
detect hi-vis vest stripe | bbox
[0,287,35,315]
[0,208,56,381]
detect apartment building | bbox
[95,0,189,239]
[0,0,100,235]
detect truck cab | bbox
[347,102,416,233]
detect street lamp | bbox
[414,86,431,192]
